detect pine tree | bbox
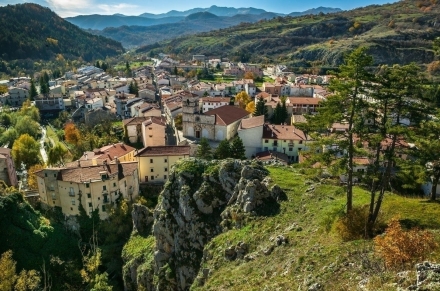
[29,79,37,101]
[214,140,231,159]
[272,102,283,124]
[254,97,267,119]
[230,137,246,160]
[196,137,212,160]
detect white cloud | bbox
[96,3,140,15]
[44,0,140,17]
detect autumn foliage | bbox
[374,217,438,269]
[64,123,81,145]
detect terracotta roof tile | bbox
[262,123,309,141]
[59,162,138,183]
[240,115,265,129]
[204,105,250,126]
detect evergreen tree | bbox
[230,137,246,160]
[304,47,373,214]
[95,60,101,69]
[173,66,178,75]
[29,79,37,101]
[214,140,231,159]
[281,98,288,122]
[254,97,268,119]
[196,137,212,160]
[272,102,283,124]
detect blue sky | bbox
[0,0,397,17]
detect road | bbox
[40,126,48,163]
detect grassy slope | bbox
[190,166,440,290]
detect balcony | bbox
[288,142,294,146]
[68,191,75,197]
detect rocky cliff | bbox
[122,158,284,290]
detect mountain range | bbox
[136,0,440,68]
[65,6,342,30]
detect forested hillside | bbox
[138,0,440,67]
[0,3,124,61]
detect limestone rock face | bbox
[150,158,284,291]
[132,203,154,234]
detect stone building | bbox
[0,148,18,187]
[182,95,250,141]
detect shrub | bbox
[374,217,438,269]
[335,205,384,241]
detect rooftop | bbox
[135,146,191,157]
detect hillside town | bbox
[0,54,340,219]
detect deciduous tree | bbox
[235,91,251,109]
[245,101,255,114]
[64,123,81,146]
[11,134,41,169]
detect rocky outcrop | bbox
[132,203,154,234]
[149,158,284,291]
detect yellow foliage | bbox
[28,164,45,190]
[46,37,58,46]
[374,217,438,269]
[0,250,16,291]
[56,54,64,61]
[235,91,251,109]
[245,101,256,114]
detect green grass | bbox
[191,166,440,291]
[46,125,67,151]
[114,61,153,71]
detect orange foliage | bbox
[64,123,80,145]
[374,217,438,269]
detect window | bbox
[164,158,167,163]
[87,193,91,199]
[45,173,47,177]
[151,176,155,181]
[54,174,56,177]
[289,147,293,152]
[265,140,268,143]
[150,159,153,163]
[88,202,92,207]
[51,192,56,200]
[164,175,167,180]
[164,167,168,172]
[71,198,75,205]
[102,205,106,212]
[299,140,303,144]
[103,185,107,191]
[86,183,90,188]
[150,168,154,173]
[113,182,116,187]
[149,127,152,130]
[103,194,109,203]
[69,187,75,196]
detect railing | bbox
[68,191,75,197]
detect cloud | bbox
[44,0,140,17]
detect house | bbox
[34,94,65,113]
[261,123,311,163]
[182,96,250,141]
[340,157,370,183]
[237,115,265,158]
[135,145,190,183]
[123,117,147,144]
[136,103,161,118]
[75,142,137,166]
[0,148,18,187]
[200,97,231,113]
[141,116,167,147]
[192,55,206,62]
[2,87,29,107]
[35,160,139,219]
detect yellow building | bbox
[36,160,139,219]
[135,146,190,183]
[262,123,312,163]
